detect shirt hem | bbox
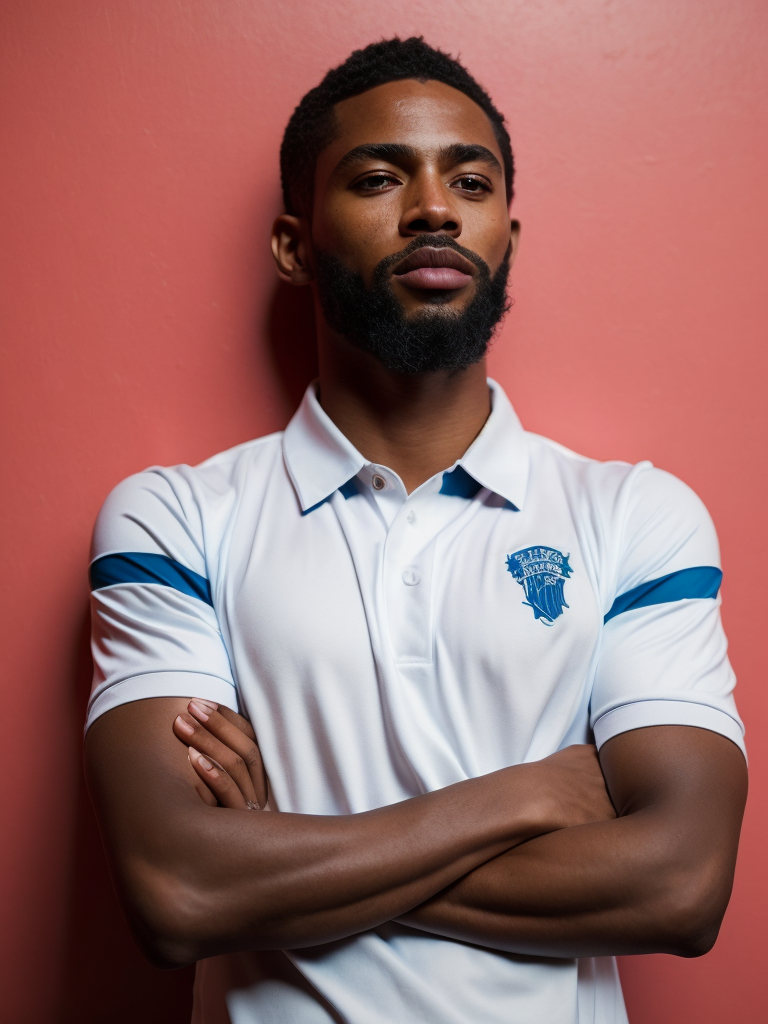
[592,700,746,759]
[85,672,238,732]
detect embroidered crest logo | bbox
[506,546,573,624]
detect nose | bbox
[398,169,461,238]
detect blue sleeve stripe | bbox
[89,552,213,606]
[604,566,722,624]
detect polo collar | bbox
[282,384,366,512]
[460,379,529,510]
[282,378,529,513]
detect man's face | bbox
[311,78,516,321]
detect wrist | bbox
[498,763,559,842]
[458,765,553,851]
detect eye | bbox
[453,175,491,194]
[353,173,399,192]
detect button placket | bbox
[383,498,435,664]
[367,467,408,528]
[401,566,421,586]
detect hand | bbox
[520,744,616,835]
[173,700,270,811]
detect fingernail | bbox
[196,699,218,712]
[175,715,194,736]
[197,752,213,770]
[189,700,210,722]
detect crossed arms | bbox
[84,697,746,969]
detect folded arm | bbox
[84,697,614,968]
[399,725,747,958]
[176,706,746,961]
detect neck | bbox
[316,328,491,493]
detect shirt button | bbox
[372,474,386,491]
[402,567,421,586]
[406,510,416,524]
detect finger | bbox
[185,751,218,807]
[176,713,259,806]
[193,700,257,742]
[188,748,259,811]
[217,704,258,742]
[174,713,260,807]
[187,700,268,807]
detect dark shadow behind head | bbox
[265,278,319,410]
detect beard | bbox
[314,235,511,376]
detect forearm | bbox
[130,772,532,961]
[400,812,704,957]
[88,699,580,965]
[401,728,746,960]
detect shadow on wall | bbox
[58,280,317,1022]
[58,609,195,1023]
[265,278,319,410]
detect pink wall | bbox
[1,2,766,1020]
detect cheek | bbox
[461,204,512,269]
[312,193,401,264]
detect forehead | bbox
[325,78,502,162]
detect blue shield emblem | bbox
[506,546,573,624]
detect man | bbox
[85,37,746,1024]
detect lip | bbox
[392,246,475,291]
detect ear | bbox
[507,219,521,270]
[271,214,313,285]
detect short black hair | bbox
[280,37,514,215]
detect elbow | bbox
[654,872,731,959]
[136,926,200,972]
[122,861,281,968]
[138,937,196,972]
[122,863,238,969]
[127,871,212,969]
[663,916,720,960]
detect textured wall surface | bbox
[1,2,766,1020]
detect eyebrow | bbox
[335,142,502,175]
[441,143,502,174]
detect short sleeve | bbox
[86,467,238,730]
[591,466,745,758]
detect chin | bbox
[406,291,469,312]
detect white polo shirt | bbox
[87,379,744,1024]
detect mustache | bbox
[313,240,511,376]
[374,234,491,281]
